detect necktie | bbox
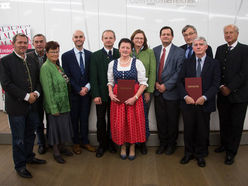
[187,46,192,59]
[79,51,85,75]
[158,48,166,83]
[227,46,232,52]
[196,58,202,77]
[108,50,113,60]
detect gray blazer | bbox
[153,44,185,100]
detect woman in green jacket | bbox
[131,29,156,154]
[40,41,73,164]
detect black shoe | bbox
[53,154,65,164]
[156,146,166,154]
[60,148,73,156]
[215,146,225,153]
[180,155,194,164]
[109,143,117,153]
[196,157,206,167]
[38,145,46,154]
[16,168,32,178]
[27,157,46,164]
[165,145,176,155]
[96,147,105,158]
[128,154,136,161]
[140,143,148,155]
[225,154,234,165]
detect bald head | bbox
[72,30,85,50]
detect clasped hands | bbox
[185,95,205,105]
[109,92,136,105]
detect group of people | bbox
[0,23,247,179]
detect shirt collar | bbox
[196,54,207,63]
[104,47,113,54]
[74,47,84,55]
[227,40,238,49]
[14,50,26,60]
[35,50,45,57]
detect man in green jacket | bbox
[90,30,119,158]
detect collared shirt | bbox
[73,47,90,90]
[35,50,45,66]
[227,40,238,50]
[13,50,40,101]
[185,44,193,58]
[195,54,207,71]
[160,43,172,69]
[104,47,113,55]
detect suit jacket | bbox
[0,52,41,115]
[62,48,91,95]
[27,50,47,68]
[180,44,213,58]
[153,44,185,100]
[215,42,248,103]
[177,56,220,112]
[90,48,120,102]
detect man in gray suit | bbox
[27,34,47,154]
[153,26,185,155]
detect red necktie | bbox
[158,48,166,82]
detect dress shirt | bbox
[104,47,113,56]
[73,47,90,90]
[14,51,40,101]
[196,54,207,101]
[185,45,193,58]
[160,43,172,69]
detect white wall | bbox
[1,0,248,131]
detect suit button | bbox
[222,75,224,78]
[222,67,225,70]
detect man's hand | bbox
[94,97,102,105]
[156,82,166,93]
[220,86,231,96]
[28,92,37,104]
[79,87,88,96]
[185,96,195,105]
[195,96,205,105]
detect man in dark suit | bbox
[27,34,47,154]
[215,24,248,165]
[0,33,46,178]
[178,37,220,167]
[180,25,213,58]
[153,26,185,155]
[62,30,95,155]
[90,30,119,157]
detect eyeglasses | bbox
[183,32,195,37]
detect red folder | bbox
[117,79,135,103]
[185,77,202,102]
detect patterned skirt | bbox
[110,83,146,145]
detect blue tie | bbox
[196,58,201,77]
[79,51,85,75]
[187,46,192,59]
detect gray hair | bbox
[192,36,208,46]
[182,25,197,34]
[32,33,46,42]
[224,24,239,33]
[12,33,28,44]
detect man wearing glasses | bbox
[181,25,213,59]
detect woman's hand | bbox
[53,113,60,116]
[144,92,150,103]
[125,96,137,105]
[109,91,120,102]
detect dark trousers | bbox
[36,106,46,145]
[154,95,180,147]
[217,95,247,156]
[70,94,91,145]
[143,93,153,139]
[8,108,40,170]
[96,100,112,148]
[182,106,210,158]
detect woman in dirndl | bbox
[107,38,148,160]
